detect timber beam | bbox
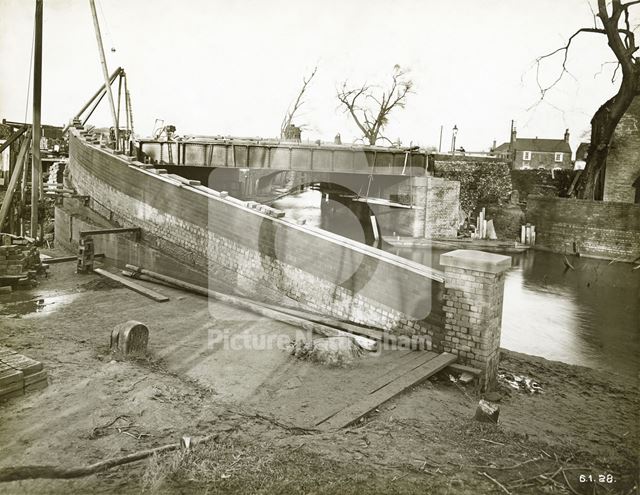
[79,227,141,241]
[0,125,28,155]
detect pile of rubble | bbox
[0,234,48,293]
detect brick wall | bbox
[424,177,460,238]
[604,97,640,203]
[68,131,446,343]
[526,195,640,261]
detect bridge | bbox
[136,138,429,176]
[131,137,460,241]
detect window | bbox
[523,151,531,161]
[555,152,564,162]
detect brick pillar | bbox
[439,249,511,391]
[424,177,460,239]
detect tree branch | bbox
[280,66,318,136]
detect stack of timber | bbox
[0,235,47,292]
[0,346,47,401]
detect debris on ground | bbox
[286,336,364,366]
[474,399,500,423]
[0,234,48,292]
[498,369,543,394]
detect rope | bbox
[23,9,36,123]
[97,0,116,53]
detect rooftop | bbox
[494,137,571,154]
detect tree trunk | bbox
[574,85,638,199]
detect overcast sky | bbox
[0,0,636,152]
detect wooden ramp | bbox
[315,352,456,431]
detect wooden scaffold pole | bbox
[30,0,43,240]
[88,0,119,149]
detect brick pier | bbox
[439,250,511,390]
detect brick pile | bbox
[0,346,47,401]
[0,235,47,292]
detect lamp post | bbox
[451,125,458,156]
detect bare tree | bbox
[337,65,413,146]
[280,66,318,138]
[535,0,639,199]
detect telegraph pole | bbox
[30,0,43,240]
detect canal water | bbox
[273,190,639,378]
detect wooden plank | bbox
[93,268,169,302]
[252,302,431,351]
[446,363,482,376]
[42,254,105,264]
[316,352,456,430]
[167,174,201,186]
[367,351,438,393]
[124,265,377,350]
[80,227,140,237]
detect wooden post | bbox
[31,0,43,240]
[124,72,134,137]
[61,67,121,133]
[0,133,31,232]
[89,0,119,149]
[82,88,107,125]
[116,72,122,147]
[0,125,28,155]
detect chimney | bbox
[510,127,517,150]
[492,139,496,151]
[564,128,570,143]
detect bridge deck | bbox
[137,138,429,176]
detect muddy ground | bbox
[0,258,637,494]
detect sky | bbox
[0,0,637,153]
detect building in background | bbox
[494,128,573,170]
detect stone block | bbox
[111,321,149,355]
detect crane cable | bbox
[23,10,35,123]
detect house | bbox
[603,97,640,204]
[494,128,573,170]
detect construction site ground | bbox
[0,255,637,494]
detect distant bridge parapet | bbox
[136,138,429,176]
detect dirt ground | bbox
[0,257,637,494]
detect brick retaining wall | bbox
[68,131,445,343]
[67,129,511,385]
[526,195,640,261]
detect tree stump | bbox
[110,321,149,355]
[474,399,500,423]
